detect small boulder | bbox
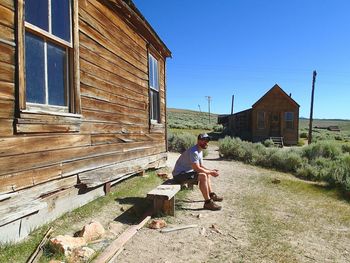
[76,221,105,242]
[49,235,86,256]
[148,219,167,229]
[69,247,95,262]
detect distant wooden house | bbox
[0,0,171,242]
[220,84,299,145]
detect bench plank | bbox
[147,185,180,200]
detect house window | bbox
[257,111,265,129]
[23,0,74,112]
[148,54,160,122]
[285,112,294,129]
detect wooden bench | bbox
[147,184,181,216]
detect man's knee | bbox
[198,172,208,182]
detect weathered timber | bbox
[0,4,14,28]
[1,0,14,10]
[0,134,90,157]
[0,199,47,227]
[16,123,80,133]
[0,23,14,43]
[80,122,148,134]
[80,43,147,87]
[160,225,198,233]
[26,227,53,263]
[0,80,14,100]
[62,146,164,178]
[81,96,146,119]
[147,184,180,216]
[0,141,164,176]
[79,29,146,81]
[79,4,147,67]
[0,60,14,83]
[0,119,13,136]
[80,83,146,110]
[0,164,62,193]
[79,18,146,73]
[93,215,151,263]
[78,152,167,187]
[80,70,147,103]
[81,110,148,127]
[0,99,14,118]
[80,58,147,92]
[87,0,147,55]
[0,41,14,64]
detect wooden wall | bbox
[0,0,168,242]
[252,88,299,144]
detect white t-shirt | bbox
[172,145,203,176]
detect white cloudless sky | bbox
[133,0,350,119]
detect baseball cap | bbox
[198,133,211,141]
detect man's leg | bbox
[207,174,213,194]
[198,172,210,200]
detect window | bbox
[148,54,160,122]
[285,112,294,129]
[17,0,80,116]
[24,0,71,111]
[257,111,265,129]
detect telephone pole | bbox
[308,70,317,145]
[205,96,211,124]
[198,104,201,113]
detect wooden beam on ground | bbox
[26,227,53,263]
[160,224,198,233]
[93,215,151,263]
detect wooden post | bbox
[231,94,234,115]
[104,182,111,195]
[308,70,317,145]
[205,96,211,124]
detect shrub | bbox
[341,143,350,154]
[263,139,275,148]
[213,124,224,132]
[302,141,341,161]
[300,132,308,139]
[168,132,196,153]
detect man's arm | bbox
[191,163,219,177]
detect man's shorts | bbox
[173,171,198,184]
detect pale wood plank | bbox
[0,4,14,28]
[0,23,14,43]
[0,81,14,100]
[0,99,14,118]
[0,60,14,82]
[0,119,13,136]
[0,41,14,64]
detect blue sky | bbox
[133,0,350,119]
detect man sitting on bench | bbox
[172,133,223,211]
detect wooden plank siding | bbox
[0,0,170,242]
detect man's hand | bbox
[210,170,219,177]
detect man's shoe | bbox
[210,192,223,202]
[203,199,222,211]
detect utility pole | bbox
[231,94,234,115]
[308,70,317,145]
[205,96,211,124]
[198,104,201,113]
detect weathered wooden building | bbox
[220,84,299,145]
[0,0,171,242]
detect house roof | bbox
[252,84,300,108]
[103,0,172,58]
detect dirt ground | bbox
[104,145,350,263]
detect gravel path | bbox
[114,145,350,263]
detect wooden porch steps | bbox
[270,137,284,148]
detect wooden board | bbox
[147,185,181,200]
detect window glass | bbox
[51,0,71,42]
[151,89,159,121]
[25,32,46,104]
[47,42,67,106]
[25,0,48,31]
[149,56,154,87]
[153,60,159,91]
[285,112,294,129]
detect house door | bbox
[270,112,281,137]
